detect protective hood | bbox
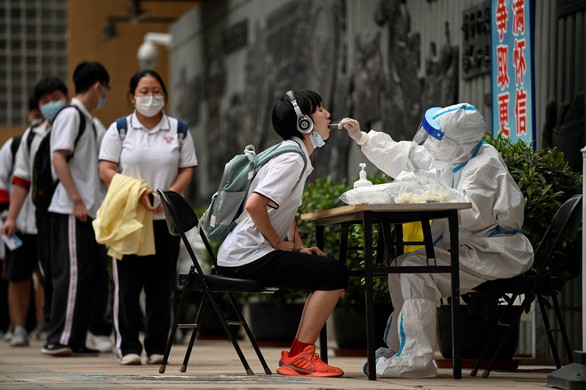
[423,103,486,163]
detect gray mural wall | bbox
[169,0,489,205]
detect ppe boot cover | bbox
[376,298,438,378]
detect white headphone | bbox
[286,90,313,133]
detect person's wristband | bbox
[293,245,306,252]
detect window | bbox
[0,0,67,127]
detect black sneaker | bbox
[41,343,73,356]
[72,346,100,356]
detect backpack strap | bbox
[25,127,36,152]
[9,136,22,176]
[115,117,128,141]
[10,136,22,164]
[256,142,308,181]
[176,119,188,147]
[53,105,87,160]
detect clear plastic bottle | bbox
[354,163,373,188]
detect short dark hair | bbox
[28,94,38,111]
[128,69,168,95]
[271,90,322,140]
[72,61,109,94]
[33,76,68,105]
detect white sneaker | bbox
[147,354,164,365]
[91,334,113,353]
[9,326,29,347]
[3,324,14,342]
[120,353,142,365]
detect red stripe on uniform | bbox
[12,176,31,188]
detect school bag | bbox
[31,105,86,213]
[115,116,189,145]
[8,135,22,179]
[202,142,307,242]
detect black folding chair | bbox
[157,189,277,375]
[471,194,582,378]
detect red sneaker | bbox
[276,345,344,377]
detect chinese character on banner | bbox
[514,38,526,85]
[512,0,526,35]
[491,0,534,147]
[515,88,527,136]
[498,93,511,137]
[496,0,508,41]
[497,45,510,89]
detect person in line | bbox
[98,69,198,365]
[217,90,348,378]
[338,103,534,378]
[41,61,111,357]
[2,81,69,347]
[0,135,25,344]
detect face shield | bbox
[413,107,443,148]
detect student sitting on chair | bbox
[217,90,348,378]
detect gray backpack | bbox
[202,142,307,241]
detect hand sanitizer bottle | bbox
[354,163,373,188]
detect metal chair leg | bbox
[550,293,574,363]
[227,292,272,374]
[210,291,254,375]
[180,294,207,372]
[482,300,529,378]
[471,294,518,377]
[537,295,562,368]
[160,285,191,374]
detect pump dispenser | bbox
[354,163,373,188]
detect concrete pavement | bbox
[0,336,558,389]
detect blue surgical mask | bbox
[309,131,325,149]
[40,100,66,121]
[97,96,108,110]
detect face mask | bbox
[96,83,109,110]
[97,96,108,110]
[40,100,66,120]
[424,136,461,163]
[309,130,325,149]
[135,95,165,117]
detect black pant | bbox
[219,250,348,291]
[89,258,113,337]
[112,220,180,357]
[46,213,108,349]
[36,208,52,324]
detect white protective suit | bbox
[347,103,534,378]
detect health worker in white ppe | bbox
[338,103,534,378]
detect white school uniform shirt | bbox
[217,137,312,267]
[10,120,51,233]
[99,112,198,220]
[0,137,16,197]
[48,98,105,219]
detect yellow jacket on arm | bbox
[93,173,155,259]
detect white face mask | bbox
[134,95,165,117]
[309,130,325,148]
